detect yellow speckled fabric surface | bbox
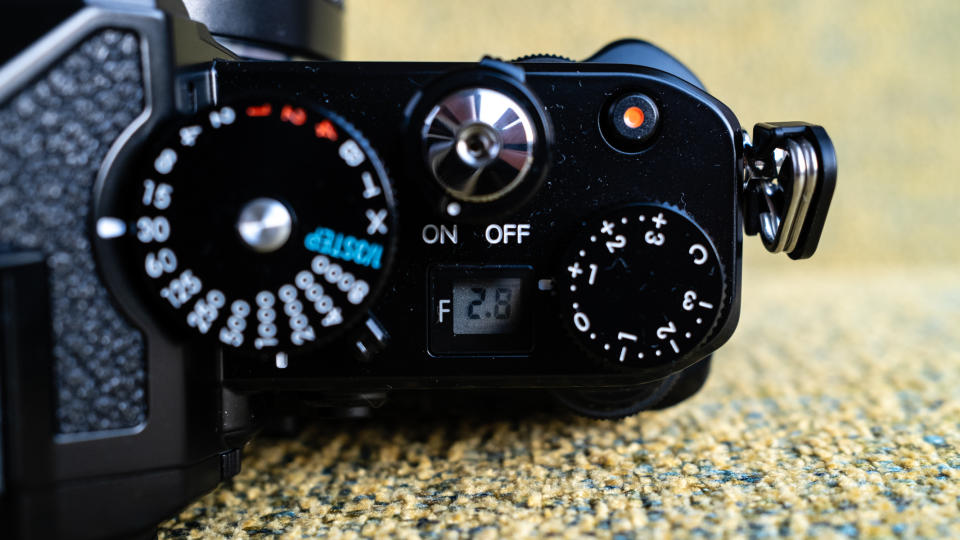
[159,270,959,538]
[160,1,959,537]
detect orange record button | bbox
[245,103,272,117]
[623,106,645,129]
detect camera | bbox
[0,0,836,537]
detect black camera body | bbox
[0,1,835,538]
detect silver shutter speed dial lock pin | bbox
[423,87,536,202]
[236,198,293,253]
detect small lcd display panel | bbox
[452,278,523,335]
[429,266,534,355]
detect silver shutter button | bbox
[422,87,536,203]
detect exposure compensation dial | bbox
[98,100,397,354]
[557,204,724,368]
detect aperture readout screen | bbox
[429,266,534,355]
[452,278,523,335]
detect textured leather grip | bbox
[0,30,147,434]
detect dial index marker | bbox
[96,217,126,239]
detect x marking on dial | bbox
[365,209,388,235]
[600,220,615,235]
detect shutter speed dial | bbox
[557,204,724,368]
[100,99,397,354]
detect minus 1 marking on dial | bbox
[698,301,714,309]
[670,339,680,353]
[96,217,127,239]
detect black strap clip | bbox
[743,122,837,260]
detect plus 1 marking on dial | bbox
[100,100,397,354]
[557,203,724,367]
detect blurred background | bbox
[343,0,960,268]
